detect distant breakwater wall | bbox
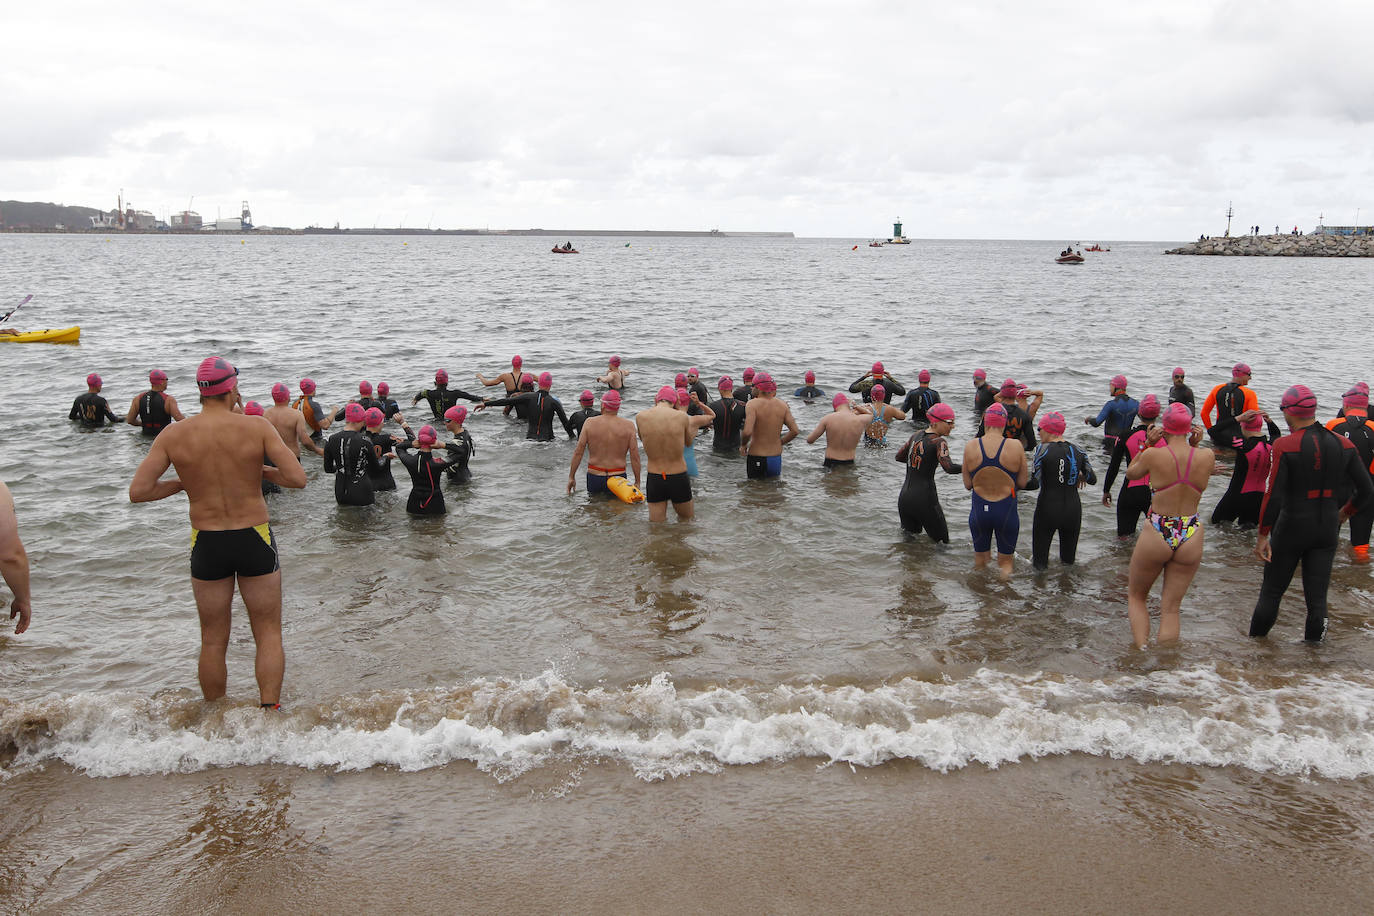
[1166,234,1374,257]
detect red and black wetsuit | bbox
[1326,412,1374,549]
[484,391,573,441]
[895,430,962,543]
[710,396,747,452]
[1209,415,1282,528]
[135,390,173,435]
[395,444,452,515]
[1249,424,1374,641]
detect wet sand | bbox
[4,756,1370,913]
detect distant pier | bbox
[1166,234,1374,257]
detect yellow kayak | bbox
[0,325,81,343]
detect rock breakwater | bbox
[1166,234,1374,256]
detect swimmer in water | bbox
[1030,411,1097,569]
[899,369,941,428]
[1325,386,1374,558]
[1124,402,1213,648]
[740,373,800,479]
[1083,374,1139,451]
[1102,394,1162,537]
[962,403,1030,577]
[734,367,757,403]
[475,355,528,398]
[1201,362,1258,444]
[441,405,477,483]
[412,369,483,420]
[807,392,873,470]
[972,368,996,417]
[1167,367,1195,413]
[69,373,120,427]
[596,354,630,391]
[323,402,386,506]
[684,368,711,405]
[567,390,641,497]
[363,406,411,492]
[637,386,698,521]
[243,402,281,494]
[568,390,601,439]
[291,378,335,441]
[861,384,906,446]
[709,376,748,453]
[978,379,1036,451]
[394,425,454,515]
[793,370,826,402]
[374,382,402,420]
[476,371,573,440]
[895,402,962,542]
[125,369,184,435]
[264,383,325,459]
[850,361,905,404]
[1210,408,1281,529]
[674,387,715,477]
[333,380,386,421]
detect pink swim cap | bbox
[832,392,850,410]
[1110,374,1127,391]
[1138,394,1161,420]
[755,372,775,392]
[364,407,384,428]
[579,389,594,404]
[872,361,885,375]
[538,371,552,388]
[1161,403,1194,435]
[344,402,366,424]
[520,373,534,386]
[742,367,756,381]
[511,355,522,367]
[1173,367,1185,378]
[656,385,678,404]
[870,383,885,402]
[1343,386,1369,410]
[435,369,448,384]
[196,356,239,396]
[1037,411,1066,435]
[688,367,699,376]
[300,377,317,395]
[359,380,373,395]
[1232,362,1252,378]
[1279,384,1317,418]
[417,425,438,446]
[805,370,816,383]
[983,403,1008,427]
[675,373,687,388]
[86,372,102,387]
[718,375,734,390]
[1241,411,1265,431]
[377,382,390,396]
[918,369,931,383]
[998,379,1018,398]
[1357,382,1370,395]
[271,382,289,403]
[927,403,955,424]
[444,405,468,424]
[601,390,621,410]
[973,368,987,381]
[675,388,690,406]
[244,400,264,416]
[149,369,167,383]
[608,355,621,366]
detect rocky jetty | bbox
[1166,234,1374,256]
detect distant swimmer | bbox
[568,390,601,439]
[475,355,527,399]
[1102,394,1162,537]
[850,361,905,404]
[394,425,454,515]
[1326,386,1374,558]
[899,369,941,428]
[323,403,385,506]
[568,390,641,497]
[0,479,32,634]
[1210,408,1280,529]
[861,384,906,446]
[1167,367,1196,412]
[637,386,698,521]
[740,373,800,479]
[793,370,825,401]
[291,378,334,441]
[962,403,1030,577]
[709,376,748,453]
[734,367,757,403]
[684,367,711,404]
[972,368,996,416]
[1030,411,1096,569]
[1125,403,1213,649]
[333,380,386,421]
[1083,374,1139,450]
[596,354,630,391]
[1201,363,1258,441]
[1250,386,1374,642]
[441,405,476,483]
[69,373,120,427]
[242,402,281,495]
[129,356,306,708]
[477,371,573,440]
[264,383,325,459]
[807,392,872,470]
[894,402,961,541]
[374,382,402,419]
[412,369,483,420]
[125,369,184,435]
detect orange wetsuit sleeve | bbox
[1243,387,1258,413]
[1200,385,1221,428]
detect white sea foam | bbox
[4,665,1374,781]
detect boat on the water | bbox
[551,246,579,254]
[0,325,81,343]
[869,241,884,247]
[1085,244,1110,252]
[1055,254,1084,264]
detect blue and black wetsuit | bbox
[895,429,962,542]
[793,385,826,400]
[483,391,573,441]
[323,428,384,506]
[335,397,387,422]
[1086,394,1139,449]
[710,396,747,452]
[69,392,119,426]
[900,387,942,427]
[1031,441,1097,568]
[395,444,452,515]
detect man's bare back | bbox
[569,411,642,492]
[806,399,872,461]
[264,403,321,458]
[636,402,692,473]
[742,394,799,457]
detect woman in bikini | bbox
[1123,402,1214,648]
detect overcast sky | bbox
[6,1,1373,239]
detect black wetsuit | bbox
[375,396,402,419]
[569,406,600,439]
[977,403,1036,451]
[484,390,573,441]
[710,396,747,452]
[1329,413,1374,548]
[134,390,173,435]
[850,375,905,404]
[688,381,711,404]
[1209,416,1281,527]
[323,428,384,506]
[412,385,483,419]
[793,385,825,400]
[334,397,387,421]
[1102,424,1154,536]
[395,444,452,515]
[973,382,996,416]
[1249,424,1374,641]
[734,384,754,403]
[69,392,119,426]
[1206,382,1250,447]
[363,429,399,491]
[900,387,942,426]
[1168,382,1196,412]
[444,430,476,483]
[895,430,962,542]
[1031,441,1097,568]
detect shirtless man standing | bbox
[568,390,641,497]
[636,386,697,521]
[264,383,325,458]
[1,480,31,635]
[962,403,1030,577]
[129,357,307,708]
[805,393,872,470]
[740,372,800,479]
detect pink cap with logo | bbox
[675,373,687,388]
[520,373,534,386]
[300,377,317,394]
[983,403,1008,427]
[927,403,955,424]
[872,361,884,375]
[364,407,384,428]
[579,389,594,404]
[601,390,621,410]
[1343,386,1369,410]
[742,367,756,381]
[657,385,678,404]
[918,369,931,383]
[718,375,734,390]
[1037,411,1066,435]
[444,405,468,424]
[870,383,885,402]
[511,355,522,367]
[1138,394,1161,420]
[417,425,438,446]
[344,402,366,424]
[1232,363,1252,378]
[973,368,987,381]
[149,369,167,383]
[1279,384,1317,418]
[435,369,448,384]
[755,373,776,393]
[675,388,690,406]
[243,401,264,416]
[998,379,1018,398]
[1241,411,1265,430]
[608,355,621,366]
[805,370,816,383]
[1161,403,1194,435]
[359,380,373,395]
[538,371,552,388]
[271,382,290,403]
[832,392,850,410]
[377,382,390,396]
[1110,374,1127,390]
[86,372,102,388]
[196,357,239,396]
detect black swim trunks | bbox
[822,457,854,468]
[190,524,280,580]
[645,471,693,504]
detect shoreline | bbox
[1166,233,1374,256]
[0,226,794,238]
